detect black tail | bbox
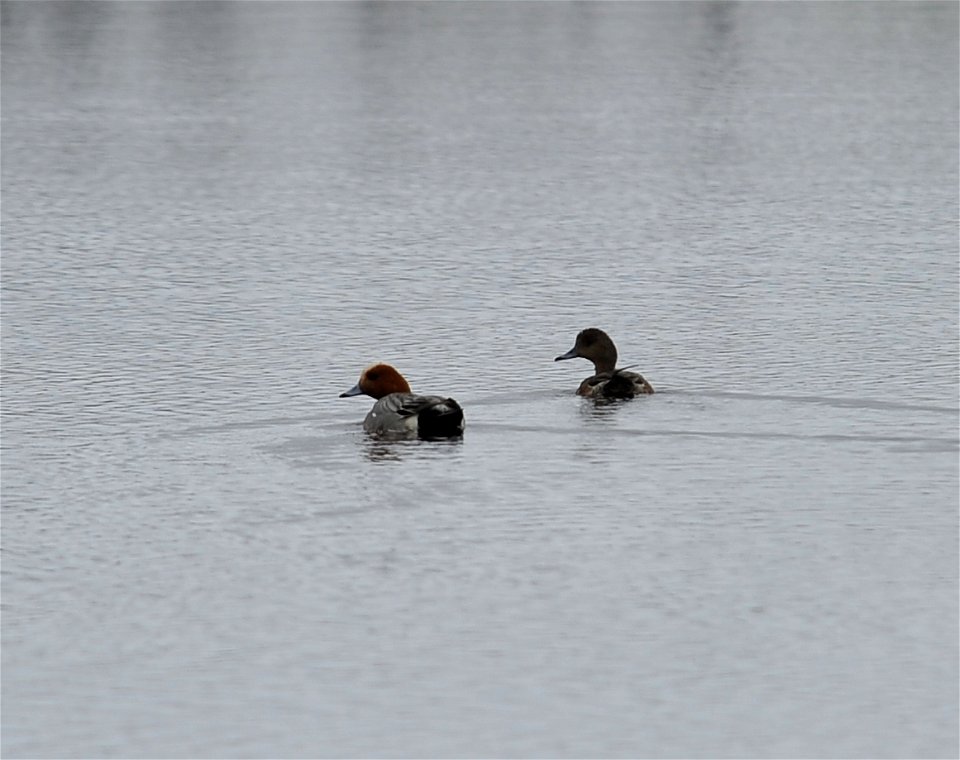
[417,398,465,439]
[600,371,638,399]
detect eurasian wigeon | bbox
[340,363,465,438]
[554,328,655,398]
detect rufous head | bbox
[554,328,618,374]
[340,363,412,400]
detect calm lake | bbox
[2,2,958,757]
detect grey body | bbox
[363,392,465,438]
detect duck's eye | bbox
[367,372,378,381]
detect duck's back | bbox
[364,392,464,438]
[578,370,655,399]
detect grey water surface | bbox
[2,2,958,758]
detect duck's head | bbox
[340,363,412,400]
[555,328,618,374]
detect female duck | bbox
[555,328,655,399]
[340,363,465,438]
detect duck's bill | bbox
[554,347,578,361]
[339,383,363,398]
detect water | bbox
[2,2,957,757]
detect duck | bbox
[554,328,655,398]
[340,363,465,438]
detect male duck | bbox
[340,363,465,438]
[555,328,655,399]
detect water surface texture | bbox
[2,2,958,758]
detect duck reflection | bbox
[577,395,631,425]
[362,435,463,464]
